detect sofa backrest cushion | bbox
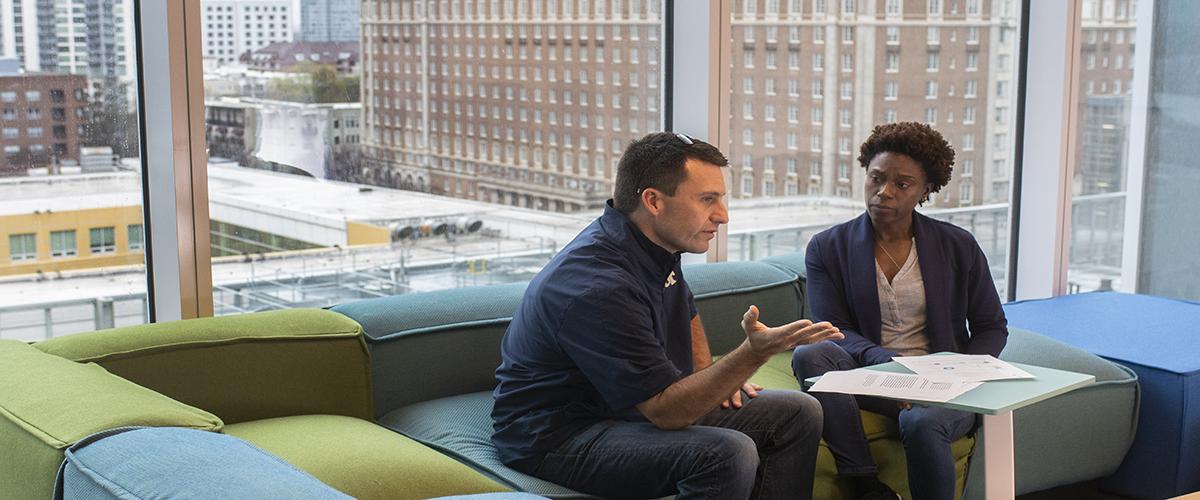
[0,339,222,500]
[686,260,806,356]
[33,309,372,425]
[332,283,527,416]
[56,427,350,500]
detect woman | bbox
[792,122,1008,500]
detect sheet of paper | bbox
[892,354,1035,382]
[808,370,982,403]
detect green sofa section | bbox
[0,339,222,499]
[2,309,512,500]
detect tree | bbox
[267,63,360,104]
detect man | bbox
[492,132,843,499]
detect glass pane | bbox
[1065,0,1137,294]
[725,0,1021,294]
[203,0,667,314]
[1077,0,1200,300]
[0,0,148,340]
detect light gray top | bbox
[876,238,930,357]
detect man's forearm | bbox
[639,341,770,430]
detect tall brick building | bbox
[360,0,664,212]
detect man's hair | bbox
[857,122,955,193]
[613,132,729,214]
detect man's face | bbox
[648,159,729,254]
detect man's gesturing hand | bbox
[741,305,844,358]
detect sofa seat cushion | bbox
[223,414,510,500]
[56,427,349,499]
[34,309,373,424]
[0,339,222,500]
[379,392,593,499]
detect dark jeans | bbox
[519,390,823,500]
[792,341,976,500]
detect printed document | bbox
[808,370,982,403]
[892,354,1035,382]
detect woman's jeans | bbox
[792,341,976,500]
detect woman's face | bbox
[864,152,932,228]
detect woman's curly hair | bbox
[857,122,955,194]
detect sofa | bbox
[0,252,1140,499]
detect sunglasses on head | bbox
[635,132,697,195]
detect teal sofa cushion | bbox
[56,427,349,500]
[333,283,528,416]
[378,392,591,499]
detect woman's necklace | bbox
[875,232,913,272]
[877,242,903,271]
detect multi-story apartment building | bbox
[361,0,665,212]
[0,73,88,175]
[201,0,293,65]
[301,0,360,43]
[360,0,1028,212]
[0,0,136,92]
[729,0,1019,209]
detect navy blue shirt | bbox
[491,202,698,468]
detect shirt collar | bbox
[601,200,681,282]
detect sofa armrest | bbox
[0,339,221,499]
[33,309,372,425]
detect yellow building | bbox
[0,173,147,277]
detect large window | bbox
[1065,0,1137,294]
[724,0,1022,293]
[203,0,666,315]
[0,0,147,340]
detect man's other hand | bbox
[720,382,764,409]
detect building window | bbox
[123,223,144,251]
[90,227,117,254]
[8,234,36,261]
[51,230,77,258]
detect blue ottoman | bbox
[1004,292,1200,499]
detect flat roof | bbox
[0,163,866,310]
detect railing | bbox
[730,192,1127,296]
[0,294,148,342]
[0,194,1128,339]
